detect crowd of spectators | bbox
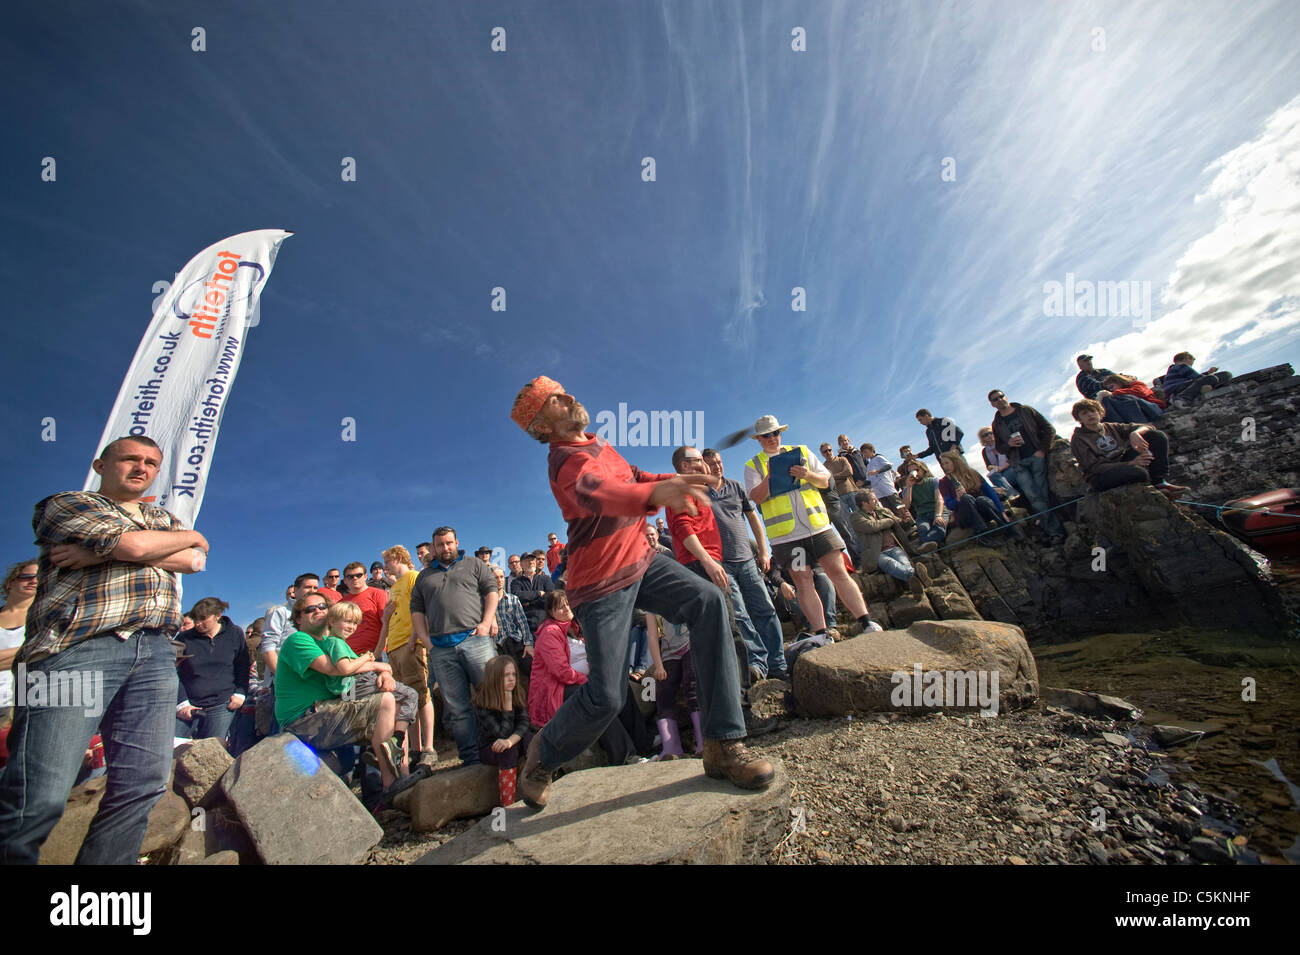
[0,350,1222,857]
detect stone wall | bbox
[1161,363,1300,502]
[936,484,1289,642]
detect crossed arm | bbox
[49,528,209,574]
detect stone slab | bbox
[219,734,382,865]
[793,619,1039,718]
[417,759,789,865]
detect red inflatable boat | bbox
[1220,489,1300,557]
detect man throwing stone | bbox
[510,377,773,808]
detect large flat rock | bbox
[219,734,382,865]
[793,619,1039,718]
[417,758,789,865]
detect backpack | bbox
[784,631,834,676]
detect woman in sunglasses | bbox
[0,560,39,721]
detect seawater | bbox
[1033,563,1300,864]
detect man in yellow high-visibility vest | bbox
[743,415,881,638]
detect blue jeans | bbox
[877,546,915,582]
[836,494,862,562]
[626,625,653,673]
[1005,453,1062,535]
[988,470,1015,493]
[538,553,745,768]
[830,512,860,563]
[427,634,496,764]
[176,703,237,744]
[914,520,947,546]
[724,557,787,678]
[0,629,178,864]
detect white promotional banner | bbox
[84,229,292,528]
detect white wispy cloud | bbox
[1045,93,1300,434]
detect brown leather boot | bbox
[702,739,775,790]
[518,731,555,809]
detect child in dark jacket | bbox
[471,656,533,806]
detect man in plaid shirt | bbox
[491,563,533,662]
[0,436,209,864]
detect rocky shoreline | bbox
[360,691,1270,866]
[759,706,1262,866]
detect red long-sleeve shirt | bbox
[668,503,722,565]
[547,433,673,608]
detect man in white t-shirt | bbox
[257,572,321,734]
[859,443,908,516]
[743,415,880,638]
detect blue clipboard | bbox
[767,448,805,495]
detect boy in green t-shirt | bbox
[274,595,405,788]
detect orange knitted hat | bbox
[510,376,564,431]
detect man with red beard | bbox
[510,377,774,808]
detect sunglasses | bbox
[344,572,365,579]
[758,431,781,439]
[303,604,327,613]
[16,573,38,581]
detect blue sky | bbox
[3,0,1299,629]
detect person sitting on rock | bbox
[851,491,932,596]
[1069,399,1189,497]
[899,461,945,552]
[471,656,532,807]
[1101,374,1167,410]
[327,600,419,779]
[275,594,407,792]
[1074,354,1116,399]
[936,451,1019,542]
[1162,352,1232,408]
[976,427,1017,496]
[1094,388,1164,425]
[645,612,700,758]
